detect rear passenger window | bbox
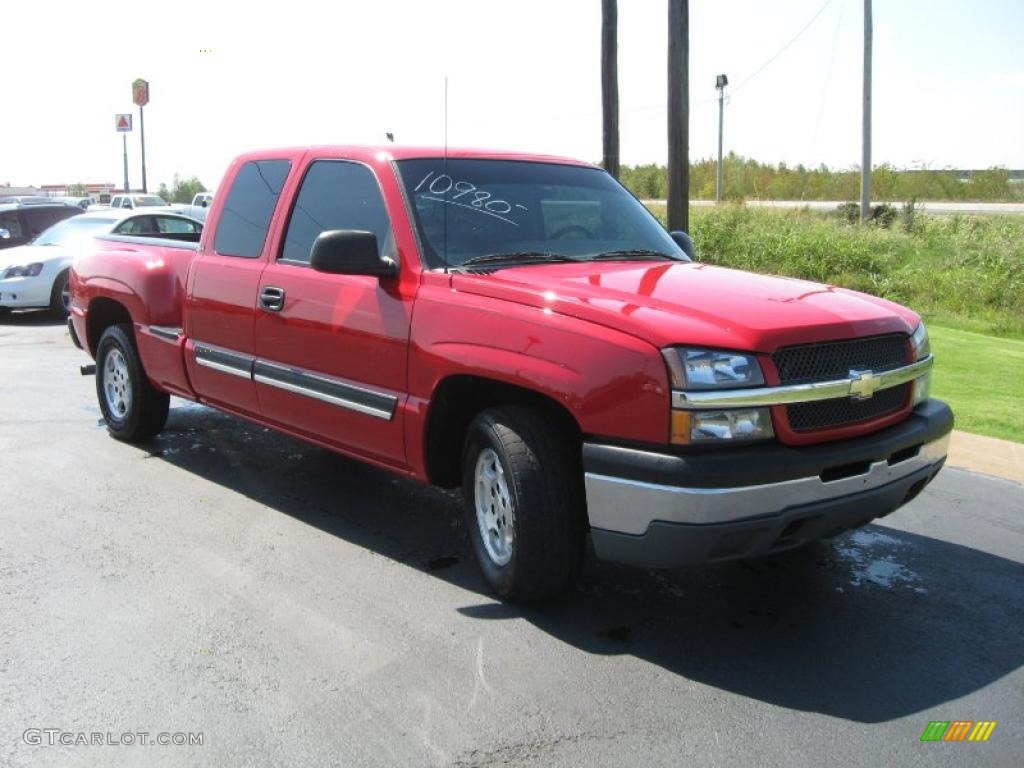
[214,159,291,258]
[280,161,392,264]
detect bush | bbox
[870,204,897,228]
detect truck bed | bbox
[97,233,201,248]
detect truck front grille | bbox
[773,334,912,432]
[787,384,910,431]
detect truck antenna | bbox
[443,75,449,272]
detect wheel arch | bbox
[423,374,583,488]
[85,297,134,357]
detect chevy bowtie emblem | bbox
[848,369,879,400]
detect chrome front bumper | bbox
[586,433,949,535]
[583,400,953,567]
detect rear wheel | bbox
[96,324,169,441]
[49,269,71,317]
[462,406,585,602]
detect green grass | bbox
[646,204,1024,339]
[929,325,1024,443]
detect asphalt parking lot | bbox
[1,315,1021,767]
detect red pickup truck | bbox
[69,145,953,601]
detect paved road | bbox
[643,200,1024,215]
[1,316,1021,767]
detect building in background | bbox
[39,183,118,204]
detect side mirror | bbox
[0,228,10,240]
[670,230,696,260]
[310,230,398,278]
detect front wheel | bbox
[49,269,71,317]
[96,324,169,441]
[462,406,585,602]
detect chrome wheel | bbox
[474,447,515,566]
[102,347,132,420]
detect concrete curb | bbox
[947,430,1024,485]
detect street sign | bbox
[115,114,133,132]
[132,79,150,107]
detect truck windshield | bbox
[396,159,686,269]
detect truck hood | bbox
[450,261,919,353]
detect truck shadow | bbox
[143,400,1024,725]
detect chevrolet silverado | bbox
[69,146,953,601]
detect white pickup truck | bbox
[107,193,168,210]
[173,193,213,222]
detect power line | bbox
[806,0,847,185]
[730,0,837,95]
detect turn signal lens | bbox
[671,407,775,444]
[912,372,932,406]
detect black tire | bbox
[49,269,71,318]
[95,324,169,441]
[461,406,586,602]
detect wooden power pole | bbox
[601,0,620,179]
[860,0,872,222]
[667,0,690,232]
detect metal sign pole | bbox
[122,134,129,192]
[139,105,147,193]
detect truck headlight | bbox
[671,408,775,444]
[910,321,930,360]
[663,347,773,444]
[661,347,765,390]
[909,322,932,405]
[2,263,44,278]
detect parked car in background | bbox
[55,196,94,210]
[0,201,82,251]
[1,209,201,317]
[174,192,214,222]
[0,196,53,204]
[108,194,168,210]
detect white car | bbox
[0,209,202,317]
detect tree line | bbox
[619,154,1021,202]
[157,175,208,204]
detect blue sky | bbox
[2,0,1021,190]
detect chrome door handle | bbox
[259,286,285,312]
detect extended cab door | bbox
[253,158,411,468]
[184,158,292,415]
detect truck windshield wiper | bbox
[586,249,679,262]
[457,252,580,270]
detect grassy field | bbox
[647,204,1024,338]
[645,204,1024,442]
[929,325,1024,443]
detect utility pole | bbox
[601,0,620,179]
[667,0,690,232]
[860,0,872,222]
[715,74,728,203]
